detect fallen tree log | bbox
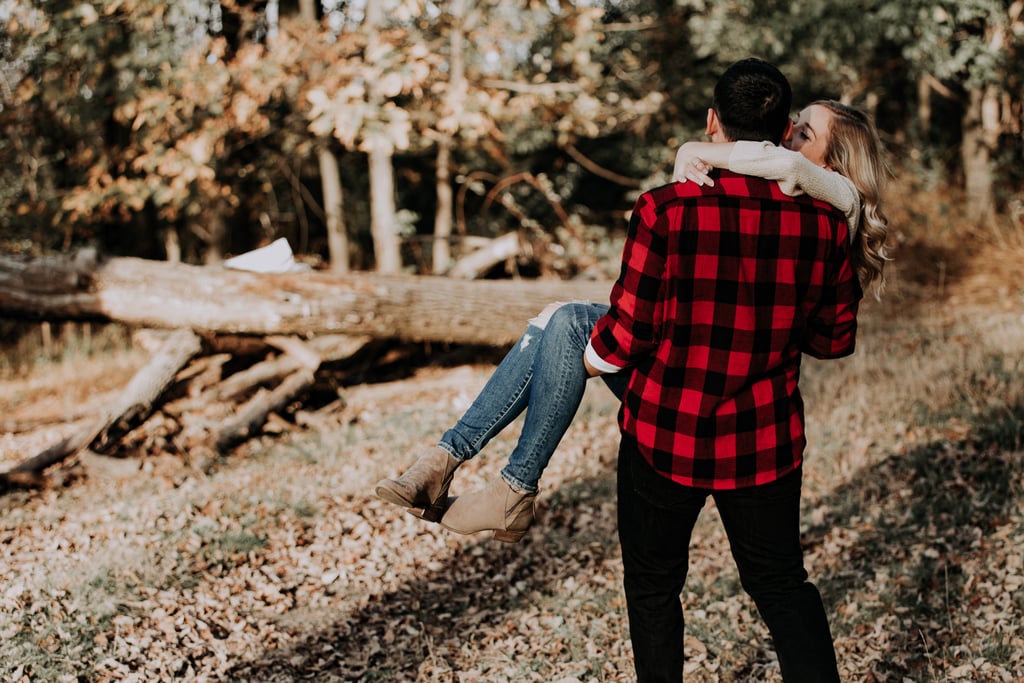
[447,232,522,279]
[0,253,615,489]
[0,328,202,488]
[213,368,317,451]
[164,334,372,414]
[0,253,612,346]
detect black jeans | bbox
[617,436,840,682]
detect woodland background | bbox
[1,1,1024,682]
[1,0,1022,274]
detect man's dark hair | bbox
[712,58,792,144]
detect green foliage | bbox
[0,0,1021,262]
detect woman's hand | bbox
[672,142,715,187]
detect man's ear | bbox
[781,119,794,143]
[705,108,719,136]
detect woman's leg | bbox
[499,302,610,492]
[437,320,544,462]
[439,301,621,462]
[376,302,588,517]
[440,302,619,541]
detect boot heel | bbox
[408,495,455,523]
[411,502,443,522]
[492,528,526,543]
[418,505,443,523]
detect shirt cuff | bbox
[585,340,626,374]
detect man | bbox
[584,58,860,682]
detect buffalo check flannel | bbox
[588,170,862,490]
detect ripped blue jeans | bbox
[438,302,628,493]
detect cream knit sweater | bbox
[728,141,861,239]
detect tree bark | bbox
[298,0,350,274]
[320,148,350,274]
[213,368,316,450]
[365,2,402,274]
[369,146,402,273]
[433,0,467,275]
[961,85,998,224]
[434,138,454,274]
[447,232,521,279]
[165,334,371,413]
[0,254,611,346]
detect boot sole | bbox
[374,483,423,509]
[492,529,526,543]
[438,524,528,543]
[376,485,452,523]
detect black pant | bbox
[617,436,840,682]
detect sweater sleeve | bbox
[728,141,861,238]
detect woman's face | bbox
[784,104,833,168]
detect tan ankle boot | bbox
[374,447,460,522]
[440,477,536,543]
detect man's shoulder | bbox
[639,181,703,202]
[716,172,847,218]
[638,173,848,231]
[640,172,780,207]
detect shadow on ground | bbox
[221,469,625,682]
[221,403,1023,682]
[805,402,1024,679]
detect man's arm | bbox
[801,220,862,359]
[583,352,603,377]
[586,191,667,372]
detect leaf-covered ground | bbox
[2,272,1023,681]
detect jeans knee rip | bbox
[526,300,591,332]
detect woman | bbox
[375,100,889,542]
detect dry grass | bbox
[1,183,1023,682]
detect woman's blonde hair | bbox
[815,100,891,297]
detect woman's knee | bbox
[544,302,593,345]
[527,301,570,330]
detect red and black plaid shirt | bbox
[589,171,862,489]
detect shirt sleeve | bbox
[588,192,666,369]
[728,141,861,238]
[800,221,862,359]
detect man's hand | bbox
[583,352,604,377]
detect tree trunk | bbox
[296,0,349,273]
[369,146,402,273]
[213,368,315,450]
[164,226,182,263]
[961,86,998,224]
[434,139,454,274]
[0,254,611,347]
[433,0,467,275]
[319,147,350,274]
[364,1,403,274]
[199,198,228,264]
[447,232,521,279]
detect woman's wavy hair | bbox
[816,100,891,297]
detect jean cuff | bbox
[500,469,539,495]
